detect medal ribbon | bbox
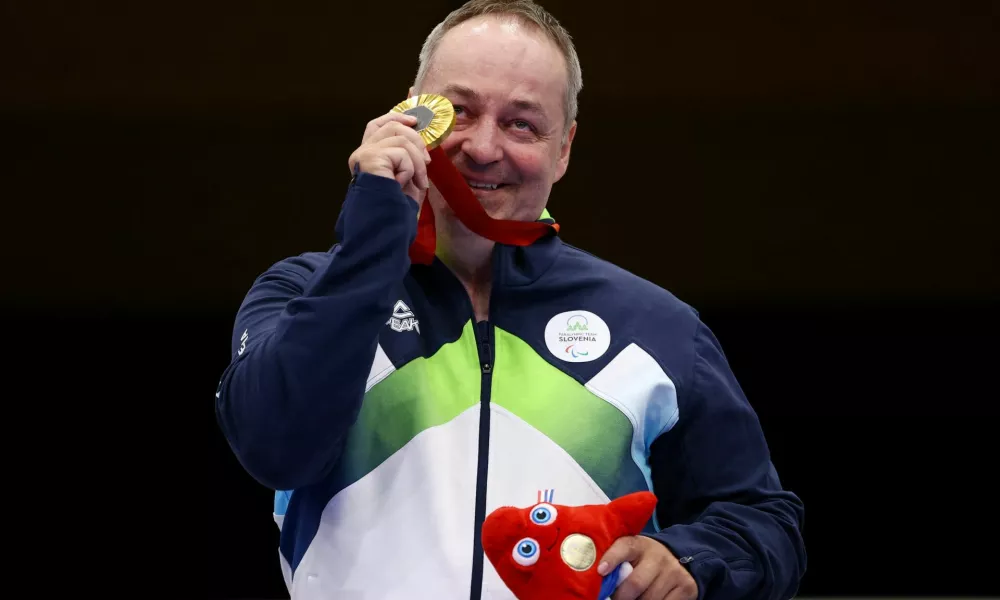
[408,145,560,265]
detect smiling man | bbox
[215,2,807,600]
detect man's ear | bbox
[408,86,415,98]
[553,120,577,183]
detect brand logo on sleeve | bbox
[544,311,610,362]
[388,300,420,334]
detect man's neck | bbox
[435,214,494,322]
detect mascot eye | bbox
[512,538,540,566]
[530,503,558,525]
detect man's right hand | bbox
[348,111,432,204]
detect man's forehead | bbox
[462,13,525,36]
[422,16,568,113]
[430,15,564,73]
[449,14,530,40]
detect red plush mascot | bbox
[482,490,658,600]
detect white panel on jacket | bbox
[366,343,395,392]
[584,342,679,529]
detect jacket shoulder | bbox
[252,250,335,285]
[558,243,699,322]
[547,243,703,387]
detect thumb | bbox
[597,536,640,576]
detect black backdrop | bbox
[3,1,998,597]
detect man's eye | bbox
[513,120,532,131]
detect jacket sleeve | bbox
[647,321,807,600]
[215,171,418,491]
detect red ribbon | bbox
[408,145,560,265]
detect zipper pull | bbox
[482,341,492,373]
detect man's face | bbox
[415,16,576,223]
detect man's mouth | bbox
[466,180,508,191]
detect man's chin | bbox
[470,187,505,207]
[431,186,529,223]
[471,190,520,221]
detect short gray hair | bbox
[413,0,583,135]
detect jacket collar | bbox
[418,207,561,290]
[492,208,561,288]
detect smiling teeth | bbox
[468,182,499,190]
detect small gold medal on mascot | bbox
[560,533,597,571]
[391,93,456,149]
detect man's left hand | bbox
[597,535,699,600]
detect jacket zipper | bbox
[469,318,493,600]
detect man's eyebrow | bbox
[510,99,546,116]
[442,84,481,104]
[442,84,548,118]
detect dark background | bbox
[3,0,997,597]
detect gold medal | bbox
[391,93,456,150]
[560,533,597,571]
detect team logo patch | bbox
[544,310,610,363]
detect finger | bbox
[610,559,658,600]
[402,180,425,205]
[369,121,433,162]
[348,149,358,174]
[413,141,430,190]
[635,570,675,600]
[661,571,698,600]
[401,136,430,191]
[363,112,419,143]
[599,537,641,576]
[603,561,633,599]
[375,136,429,191]
[381,147,415,189]
[364,112,418,140]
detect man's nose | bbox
[460,120,503,165]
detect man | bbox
[215,1,807,599]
